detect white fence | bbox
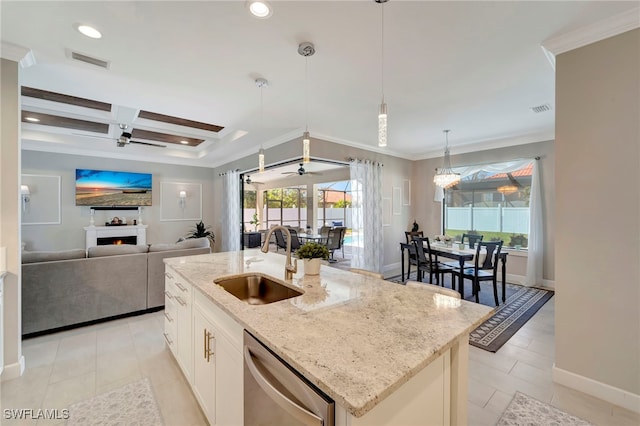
[445,206,529,234]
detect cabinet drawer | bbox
[163,299,177,352]
[165,270,191,299]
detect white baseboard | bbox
[383,261,401,274]
[505,273,555,290]
[1,355,25,381]
[553,364,640,414]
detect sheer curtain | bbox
[220,170,241,252]
[438,158,543,286]
[349,159,384,273]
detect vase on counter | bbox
[303,258,322,275]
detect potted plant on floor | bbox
[296,241,329,275]
[186,220,215,247]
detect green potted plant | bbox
[296,241,330,275]
[249,212,259,232]
[186,220,215,247]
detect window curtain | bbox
[435,158,543,287]
[349,159,384,273]
[221,170,241,252]
[525,160,543,287]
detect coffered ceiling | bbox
[1,1,637,167]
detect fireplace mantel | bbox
[84,225,148,249]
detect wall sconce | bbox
[179,190,187,209]
[20,184,30,212]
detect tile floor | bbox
[2,298,638,425]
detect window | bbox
[444,160,533,249]
[264,187,307,229]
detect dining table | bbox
[297,233,326,244]
[400,241,509,302]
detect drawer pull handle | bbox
[163,333,173,345]
[164,290,174,300]
[165,272,174,279]
[175,282,187,292]
[175,296,187,306]
[164,312,173,322]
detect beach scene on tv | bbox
[76,169,152,206]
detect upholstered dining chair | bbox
[457,240,503,306]
[405,280,461,299]
[412,237,456,288]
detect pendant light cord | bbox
[381,2,385,102]
[305,56,309,133]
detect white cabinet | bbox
[164,267,193,382]
[192,305,217,423]
[165,266,243,426]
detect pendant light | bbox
[433,130,460,189]
[376,0,389,147]
[298,42,315,163]
[255,78,268,173]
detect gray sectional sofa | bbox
[21,238,211,336]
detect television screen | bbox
[75,169,152,206]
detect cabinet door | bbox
[215,333,243,426]
[193,306,216,424]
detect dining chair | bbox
[413,237,456,288]
[405,231,424,244]
[324,228,345,262]
[462,233,484,248]
[273,229,288,252]
[401,231,423,280]
[405,280,461,299]
[333,226,347,258]
[287,228,302,251]
[457,240,503,306]
[350,268,384,280]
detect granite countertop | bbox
[165,250,493,417]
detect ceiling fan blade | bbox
[72,133,113,141]
[130,140,167,148]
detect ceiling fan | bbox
[77,124,167,148]
[114,124,166,148]
[245,175,264,185]
[281,163,322,176]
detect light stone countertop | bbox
[165,249,494,418]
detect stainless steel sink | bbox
[214,273,303,305]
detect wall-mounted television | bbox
[75,169,152,206]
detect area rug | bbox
[497,391,593,425]
[67,377,163,426]
[387,272,554,352]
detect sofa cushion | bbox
[22,249,86,264]
[149,237,210,252]
[87,244,149,258]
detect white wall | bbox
[21,151,216,251]
[555,29,639,402]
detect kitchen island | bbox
[164,249,493,425]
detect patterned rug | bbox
[497,392,593,425]
[387,272,554,352]
[67,377,163,425]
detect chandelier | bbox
[433,130,460,189]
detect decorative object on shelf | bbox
[433,130,460,189]
[186,220,215,246]
[296,241,329,275]
[298,42,315,163]
[20,184,30,212]
[375,0,389,147]
[411,220,419,232]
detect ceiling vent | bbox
[530,103,551,113]
[67,50,110,69]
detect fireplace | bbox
[97,236,138,246]
[84,224,147,249]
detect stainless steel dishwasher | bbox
[244,331,334,426]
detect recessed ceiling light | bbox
[25,117,40,122]
[247,1,273,19]
[180,140,189,145]
[75,24,102,39]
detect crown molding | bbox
[542,7,640,55]
[0,42,36,68]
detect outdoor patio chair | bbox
[324,227,345,262]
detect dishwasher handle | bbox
[244,346,324,426]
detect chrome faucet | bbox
[261,226,298,280]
